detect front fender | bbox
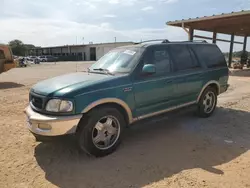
[74,85,136,124]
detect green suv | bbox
[25,40,229,157]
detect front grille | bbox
[30,95,43,110]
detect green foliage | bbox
[8,39,26,56]
[224,50,250,58]
[8,40,35,56]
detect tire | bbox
[76,106,126,157]
[196,86,217,118]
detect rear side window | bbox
[191,44,227,68]
[0,50,5,59]
[169,45,200,71]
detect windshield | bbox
[89,47,142,74]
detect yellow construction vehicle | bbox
[0,44,17,74]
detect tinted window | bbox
[191,44,227,68]
[188,46,199,66]
[143,47,171,75]
[153,49,171,73]
[0,50,5,59]
[170,45,200,71]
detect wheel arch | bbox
[197,81,220,103]
[82,98,134,124]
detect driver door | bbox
[132,46,175,118]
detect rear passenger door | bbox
[169,44,204,105]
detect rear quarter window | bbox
[191,44,227,68]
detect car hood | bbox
[31,72,112,96]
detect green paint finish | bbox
[32,72,114,96]
[29,42,229,121]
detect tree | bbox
[8,39,27,56]
[24,44,35,49]
[223,51,250,58]
[8,40,36,56]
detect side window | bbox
[152,49,171,74]
[0,50,5,59]
[170,45,200,71]
[188,46,199,66]
[192,45,227,68]
[143,47,172,76]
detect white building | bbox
[29,42,134,61]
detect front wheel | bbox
[196,86,217,118]
[76,106,125,157]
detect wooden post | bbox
[228,34,235,68]
[243,36,247,52]
[212,32,217,44]
[189,28,194,41]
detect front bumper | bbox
[24,105,82,136]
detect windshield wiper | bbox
[93,68,114,75]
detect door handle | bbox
[166,80,173,84]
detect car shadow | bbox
[34,106,250,188]
[0,82,24,89]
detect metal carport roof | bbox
[167,10,250,36]
[166,10,250,67]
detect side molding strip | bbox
[137,101,196,120]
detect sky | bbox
[1,0,250,52]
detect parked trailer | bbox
[0,45,16,74]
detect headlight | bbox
[46,99,73,112]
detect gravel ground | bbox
[1,63,250,188]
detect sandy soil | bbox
[1,62,250,188]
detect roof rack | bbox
[135,39,170,44]
[134,39,208,45]
[179,40,208,43]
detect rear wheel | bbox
[197,86,217,118]
[76,106,125,157]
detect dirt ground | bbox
[1,62,250,188]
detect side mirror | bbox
[142,64,156,75]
